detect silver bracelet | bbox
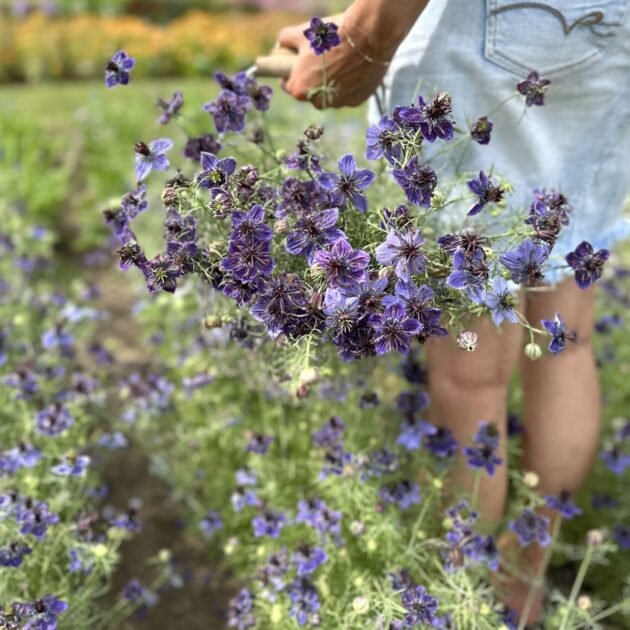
[344,25,391,68]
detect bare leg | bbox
[425,315,523,524]
[498,279,599,625]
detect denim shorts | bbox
[369,0,630,283]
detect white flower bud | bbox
[524,342,542,360]
[352,596,370,615]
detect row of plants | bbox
[0,10,304,83]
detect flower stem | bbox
[470,468,482,511]
[517,516,561,630]
[558,542,594,630]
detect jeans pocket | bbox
[484,0,628,77]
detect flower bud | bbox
[304,125,324,140]
[350,521,365,536]
[430,190,445,209]
[524,342,542,360]
[457,330,478,351]
[586,528,605,546]
[433,478,443,490]
[366,539,378,552]
[158,548,172,563]
[275,149,287,161]
[299,367,320,388]
[274,219,289,235]
[577,595,591,610]
[611,416,627,432]
[224,537,239,555]
[523,471,540,488]
[204,316,223,329]
[352,596,370,615]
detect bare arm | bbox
[277,0,430,108]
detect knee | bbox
[429,358,512,394]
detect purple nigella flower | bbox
[509,508,551,546]
[227,589,256,630]
[276,177,322,218]
[312,415,346,447]
[303,16,340,55]
[395,390,430,414]
[133,138,172,182]
[566,241,609,289]
[470,116,493,145]
[196,151,236,190]
[393,281,448,340]
[599,444,630,475]
[142,254,184,293]
[246,433,274,455]
[541,313,574,354]
[221,238,274,283]
[313,239,370,289]
[199,510,223,537]
[447,248,489,303]
[397,416,437,450]
[517,71,551,106]
[36,403,74,437]
[483,277,519,326]
[52,455,90,477]
[252,509,287,538]
[343,277,389,316]
[296,498,342,539]
[466,171,504,216]
[293,544,328,576]
[323,288,360,334]
[0,541,32,568]
[230,205,273,244]
[250,273,308,336]
[203,89,250,133]
[105,50,135,88]
[184,134,222,162]
[285,208,346,263]
[401,585,439,627]
[397,93,454,142]
[157,90,184,124]
[545,491,582,520]
[288,578,321,626]
[426,427,459,459]
[375,229,426,281]
[18,595,68,629]
[499,239,549,285]
[379,480,421,510]
[365,115,402,164]
[614,525,630,550]
[16,500,60,540]
[464,422,502,475]
[369,299,422,355]
[392,156,437,207]
[318,154,375,212]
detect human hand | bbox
[277,14,395,109]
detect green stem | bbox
[558,543,594,630]
[590,600,630,623]
[485,92,519,118]
[405,479,439,555]
[517,516,561,630]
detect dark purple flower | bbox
[397,93,454,142]
[250,273,308,336]
[36,403,74,437]
[157,91,183,124]
[199,510,223,537]
[246,433,274,455]
[343,277,390,316]
[319,444,354,479]
[203,90,250,134]
[379,480,421,510]
[614,525,630,550]
[369,300,422,355]
[133,138,172,182]
[365,115,402,163]
[375,229,426,281]
[221,238,274,283]
[227,589,256,630]
[599,444,630,475]
[517,71,551,106]
[303,17,340,55]
[395,390,430,414]
[286,208,346,263]
[184,134,222,161]
[509,509,551,546]
[142,254,184,293]
[293,545,328,576]
[447,248,489,303]
[318,154,375,212]
[545,491,581,520]
[41,326,73,351]
[16,500,60,540]
[277,177,323,218]
[392,157,437,207]
[463,422,502,475]
[196,151,236,190]
[499,239,549,285]
[313,239,369,289]
[566,241,609,289]
[591,493,619,510]
[466,171,504,216]
[296,498,341,539]
[393,281,448,340]
[0,542,32,568]
[397,416,437,450]
[312,415,346,447]
[51,455,90,477]
[105,50,135,88]
[121,183,148,219]
[527,189,572,245]
[230,205,272,244]
[426,427,459,459]
[470,116,493,144]
[484,277,519,326]
[541,313,574,355]
[18,595,68,630]
[401,585,439,627]
[252,509,287,538]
